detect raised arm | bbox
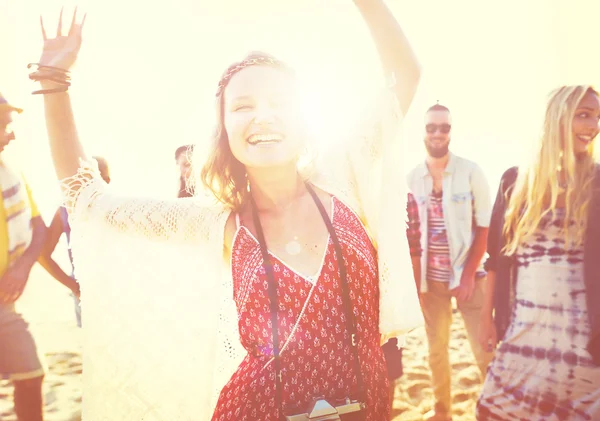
[354,0,421,115]
[315,2,421,190]
[34,9,88,182]
[31,10,227,246]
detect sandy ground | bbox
[391,315,482,421]
[0,265,481,421]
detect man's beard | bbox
[425,140,450,159]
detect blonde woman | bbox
[477,85,600,420]
[31,3,422,421]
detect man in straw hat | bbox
[0,92,48,421]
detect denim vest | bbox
[407,153,492,292]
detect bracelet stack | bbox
[27,63,71,95]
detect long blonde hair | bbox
[502,85,597,255]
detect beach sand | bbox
[391,312,482,421]
[0,265,481,421]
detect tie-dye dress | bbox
[477,209,600,420]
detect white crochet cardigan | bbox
[64,85,422,421]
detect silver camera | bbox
[285,397,364,421]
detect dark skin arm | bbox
[37,208,80,296]
[0,216,47,303]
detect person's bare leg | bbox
[14,376,44,421]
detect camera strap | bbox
[250,182,365,418]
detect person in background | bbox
[38,156,111,328]
[0,92,47,421]
[477,85,600,420]
[406,103,493,421]
[175,144,194,198]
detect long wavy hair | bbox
[502,85,598,255]
[198,51,297,211]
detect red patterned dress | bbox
[211,197,390,420]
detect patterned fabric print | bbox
[405,193,422,257]
[426,192,452,282]
[212,197,390,421]
[477,209,600,421]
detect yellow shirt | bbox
[0,180,40,276]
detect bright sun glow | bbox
[0,0,599,221]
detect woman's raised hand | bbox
[38,8,86,72]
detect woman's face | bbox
[223,65,305,170]
[571,90,600,156]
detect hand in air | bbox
[38,8,86,72]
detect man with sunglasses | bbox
[406,103,493,421]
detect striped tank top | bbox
[426,192,452,282]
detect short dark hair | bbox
[427,103,450,113]
[175,144,194,161]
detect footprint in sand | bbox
[45,390,58,406]
[405,381,430,400]
[391,408,424,421]
[69,366,82,375]
[47,352,80,361]
[453,392,471,403]
[67,411,82,421]
[405,371,430,381]
[48,381,66,388]
[458,369,481,388]
[45,405,59,413]
[452,362,471,371]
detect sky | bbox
[0,0,599,220]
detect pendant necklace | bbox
[285,236,303,256]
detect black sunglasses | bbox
[426,123,451,134]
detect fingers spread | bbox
[57,6,64,37]
[68,6,78,35]
[40,15,47,40]
[69,8,86,37]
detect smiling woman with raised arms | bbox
[30,2,422,420]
